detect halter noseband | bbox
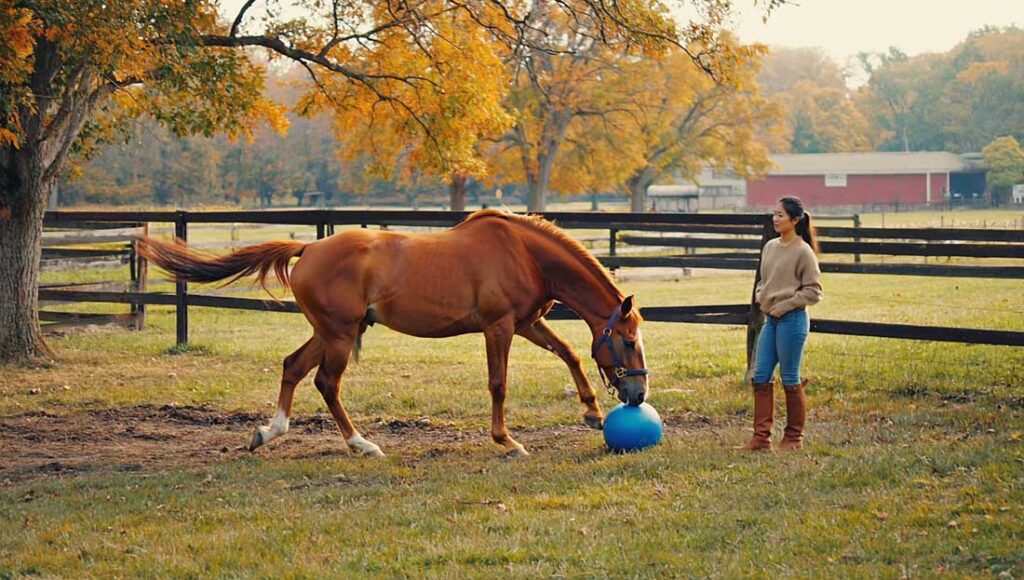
[591,305,649,395]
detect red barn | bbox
[747,152,987,209]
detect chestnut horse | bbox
[140,209,649,457]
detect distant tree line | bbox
[762,26,1024,155]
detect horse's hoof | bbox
[584,415,604,430]
[347,434,384,457]
[248,429,264,452]
[505,447,530,458]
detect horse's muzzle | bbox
[620,382,647,407]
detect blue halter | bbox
[591,305,649,393]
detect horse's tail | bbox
[138,236,306,295]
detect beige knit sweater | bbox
[754,237,823,316]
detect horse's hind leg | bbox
[249,335,324,451]
[486,316,528,457]
[517,318,604,430]
[314,331,383,457]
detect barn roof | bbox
[769,152,974,176]
[648,184,699,197]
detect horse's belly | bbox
[373,301,483,338]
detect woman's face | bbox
[772,202,799,235]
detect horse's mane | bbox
[459,209,624,302]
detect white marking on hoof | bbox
[347,434,384,457]
[249,410,289,451]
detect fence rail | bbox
[602,255,1024,278]
[619,235,1024,258]
[41,210,1024,354]
[36,289,1024,348]
[41,220,147,330]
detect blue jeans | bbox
[752,308,809,385]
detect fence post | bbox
[132,222,149,330]
[853,213,862,264]
[174,211,188,347]
[129,234,137,285]
[608,227,618,272]
[745,214,775,381]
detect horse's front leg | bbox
[249,335,324,451]
[484,316,528,457]
[517,318,604,430]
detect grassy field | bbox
[4,234,1024,578]
[849,208,1024,229]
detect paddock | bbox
[2,209,1022,576]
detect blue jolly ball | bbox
[603,402,663,452]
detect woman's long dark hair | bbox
[779,196,820,254]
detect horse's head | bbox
[591,295,649,407]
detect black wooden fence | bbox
[41,210,1024,356]
[40,220,148,331]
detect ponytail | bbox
[797,212,820,254]
[779,196,820,254]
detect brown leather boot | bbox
[737,381,774,452]
[778,379,808,451]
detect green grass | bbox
[851,208,1024,229]
[6,268,1024,577]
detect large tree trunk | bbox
[523,141,546,213]
[527,139,563,212]
[449,173,468,211]
[629,180,648,212]
[526,180,545,213]
[1,147,53,363]
[627,165,657,213]
[532,110,573,213]
[531,152,554,213]
[521,109,573,213]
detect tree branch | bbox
[197,34,439,89]
[43,76,117,182]
[230,0,257,38]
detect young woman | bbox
[740,196,823,452]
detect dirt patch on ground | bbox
[0,406,720,482]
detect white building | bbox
[649,167,747,212]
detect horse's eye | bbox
[624,340,636,350]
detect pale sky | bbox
[219,0,1024,76]
[728,0,1024,68]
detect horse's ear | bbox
[620,295,636,318]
